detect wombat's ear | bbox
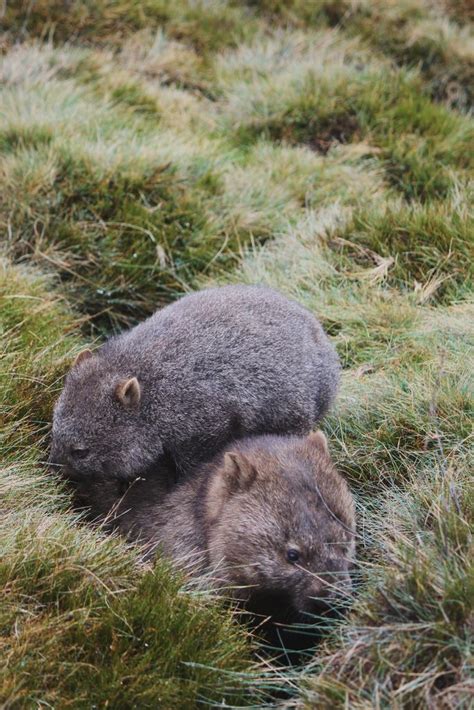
[207,452,257,522]
[223,452,257,492]
[115,377,141,408]
[73,349,93,367]
[307,430,329,455]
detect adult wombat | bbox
[70,431,356,622]
[49,285,340,481]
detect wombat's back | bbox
[106,284,339,422]
[176,285,338,420]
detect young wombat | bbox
[49,285,340,482]
[70,431,356,624]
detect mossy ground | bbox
[1,1,473,707]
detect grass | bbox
[1,0,262,52]
[1,1,473,708]
[217,32,473,200]
[236,0,474,110]
[333,195,474,302]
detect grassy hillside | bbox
[1,1,473,707]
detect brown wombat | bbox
[70,431,356,623]
[49,285,340,482]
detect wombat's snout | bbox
[47,442,62,470]
[297,570,353,616]
[48,441,93,480]
[296,585,331,615]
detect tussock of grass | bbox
[333,1,474,110]
[1,480,261,708]
[0,45,288,330]
[0,260,83,459]
[1,0,261,53]
[118,29,206,89]
[1,2,473,707]
[240,0,474,110]
[4,145,214,329]
[333,194,474,302]
[217,31,472,199]
[5,1,472,108]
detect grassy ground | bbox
[1,1,473,707]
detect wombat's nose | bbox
[297,587,331,617]
[47,456,63,472]
[305,575,350,606]
[47,445,62,469]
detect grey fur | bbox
[50,285,340,481]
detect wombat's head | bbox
[49,350,163,480]
[206,433,355,620]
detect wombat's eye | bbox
[70,446,89,460]
[286,548,300,564]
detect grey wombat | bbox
[49,285,340,481]
[70,431,356,619]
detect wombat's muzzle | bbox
[296,572,353,616]
[47,447,66,474]
[47,446,91,481]
[47,454,81,481]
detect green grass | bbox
[333,195,474,302]
[1,1,473,707]
[218,35,472,200]
[236,0,474,110]
[0,45,293,331]
[1,0,261,52]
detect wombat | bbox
[49,285,340,482]
[70,431,356,624]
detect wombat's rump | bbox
[50,285,340,481]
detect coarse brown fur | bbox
[70,432,356,624]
